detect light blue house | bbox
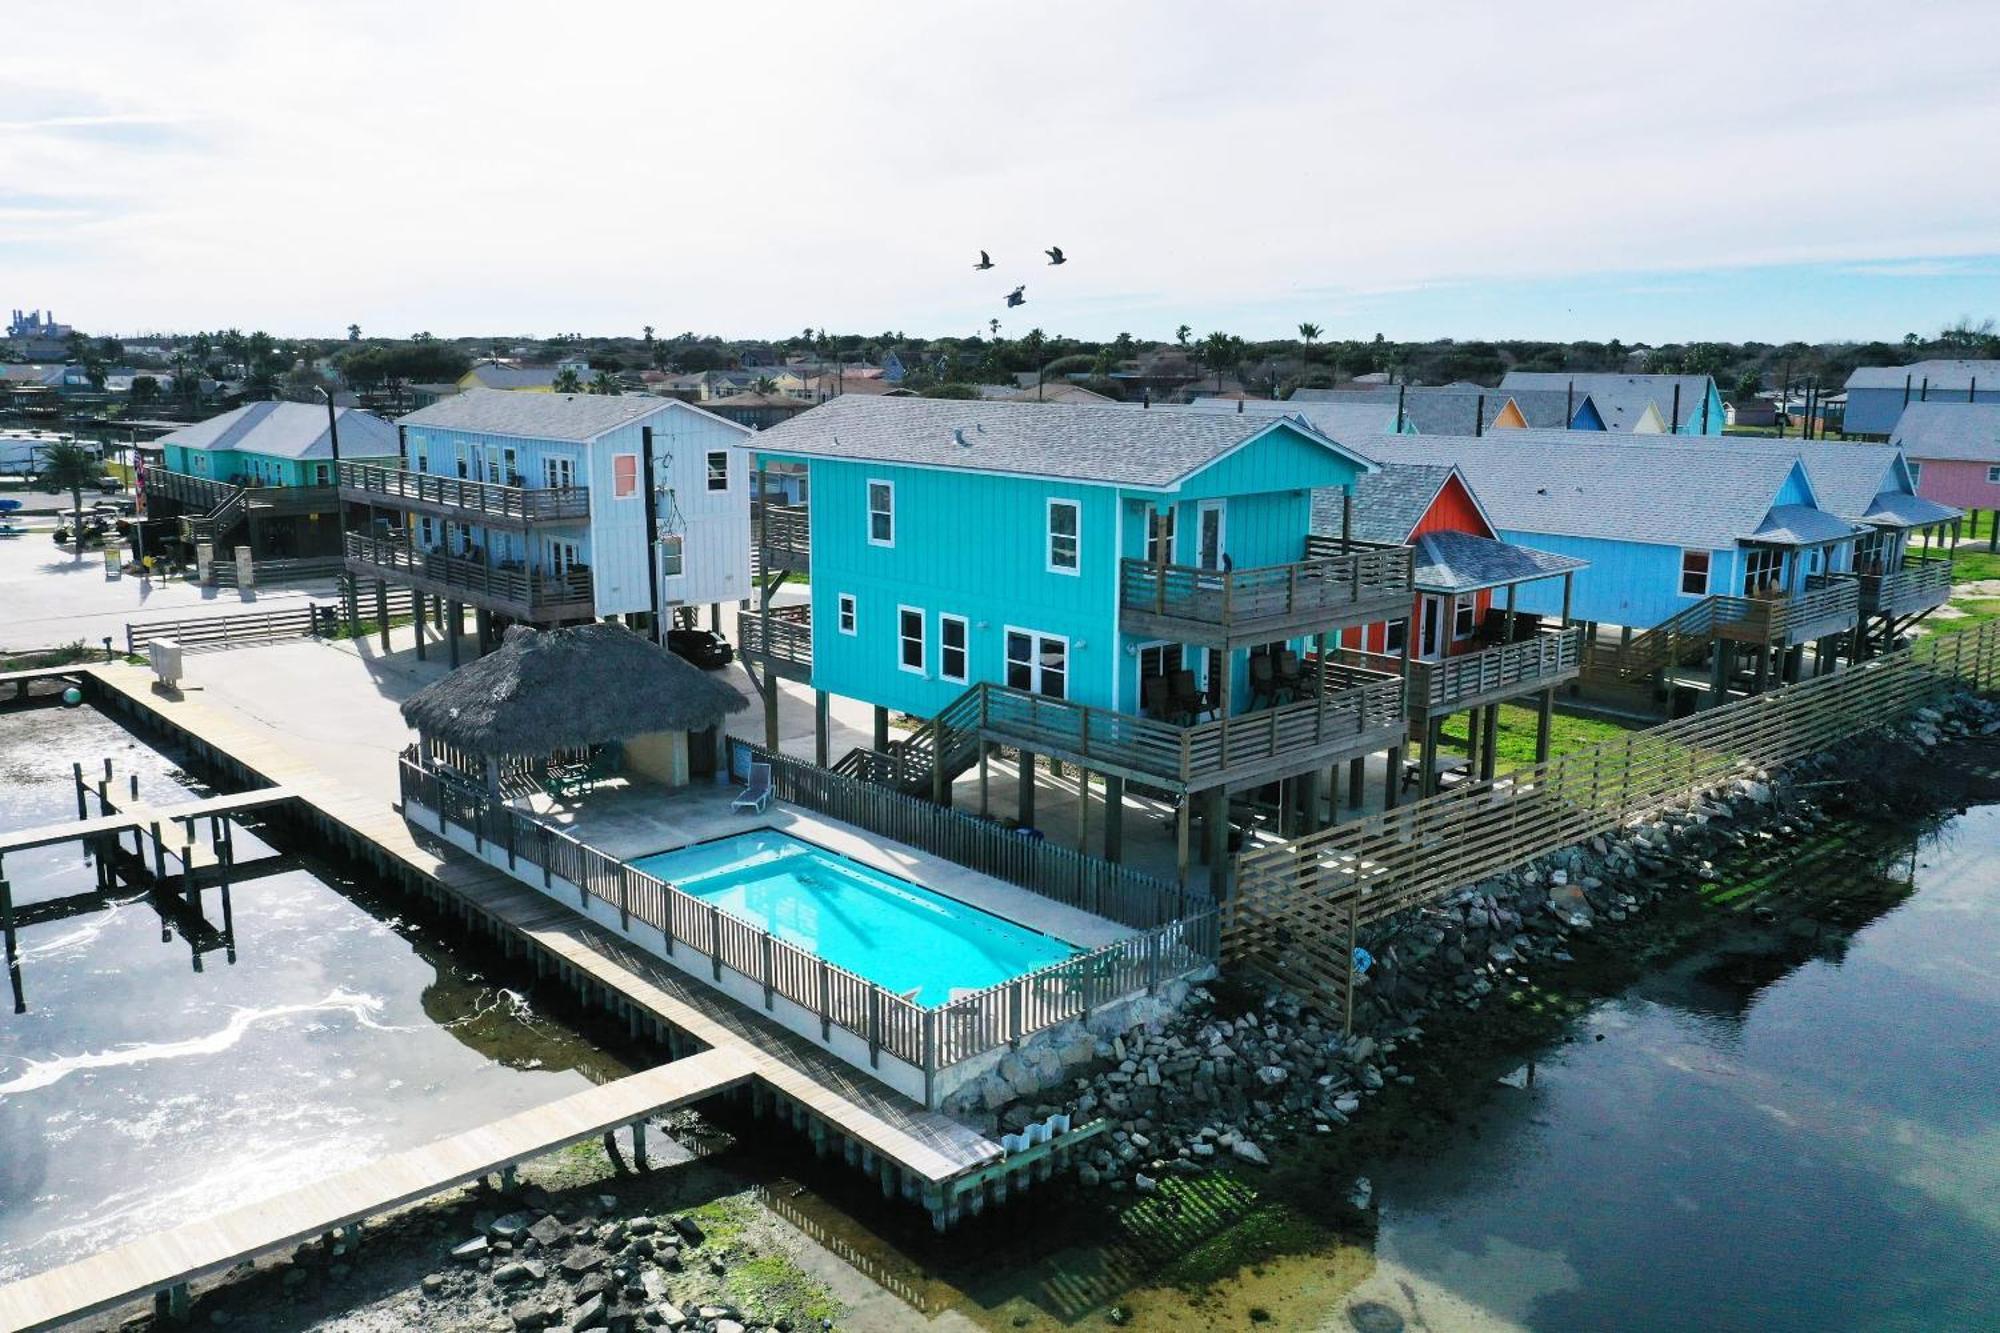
[1499,372,1725,435]
[1843,359,2000,437]
[341,390,751,659]
[743,396,1418,873]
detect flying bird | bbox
[1005,286,1026,308]
[1045,246,1066,266]
[974,250,994,270]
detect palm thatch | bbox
[401,623,748,757]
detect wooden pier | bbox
[0,1048,755,1333]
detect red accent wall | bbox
[1348,473,1499,655]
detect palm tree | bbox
[1298,322,1322,362]
[37,437,99,560]
[1175,324,1192,349]
[553,368,584,394]
[588,370,620,395]
[1201,331,1244,394]
[753,375,778,395]
[988,318,1000,340]
[346,323,361,341]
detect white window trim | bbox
[897,603,926,675]
[868,478,895,547]
[612,452,639,500]
[706,450,730,492]
[1679,548,1711,598]
[938,613,969,684]
[1003,625,1071,698]
[837,593,857,636]
[1046,497,1081,575]
[1987,465,2000,485]
[659,533,684,578]
[1451,595,1475,641]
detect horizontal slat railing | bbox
[338,462,589,522]
[738,606,814,671]
[1858,560,1953,619]
[406,748,1214,1082]
[345,531,593,614]
[1346,626,1583,711]
[1120,547,1412,630]
[757,503,811,572]
[1226,619,2000,1012]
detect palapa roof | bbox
[401,623,747,756]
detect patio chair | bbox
[1141,674,1173,721]
[1167,669,1212,723]
[1273,649,1302,703]
[1247,652,1278,709]
[732,761,773,814]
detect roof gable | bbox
[1889,401,2000,462]
[399,388,745,444]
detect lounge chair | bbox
[732,761,773,814]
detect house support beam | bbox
[1102,775,1124,862]
[1535,688,1555,764]
[873,705,890,752]
[1017,750,1036,829]
[413,593,426,661]
[1479,703,1499,781]
[813,690,830,767]
[1347,755,1365,810]
[1204,788,1231,900]
[447,599,463,668]
[1384,743,1404,809]
[376,579,390,654]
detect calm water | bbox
[0,706,630,1282]
[633,830,1078,1004]
[752,801,2000,1332]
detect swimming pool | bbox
[631,830,1078,1006]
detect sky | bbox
[5,0,2000,346]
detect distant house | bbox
[1727,398,1779,428]
[146,402,400,566]
[1843,360,2000,438]
[458,362,563,392]
[1303,384,1606,434]
[1889,401,2000,516]
[701,391,814,431]
[342,391,752,640]
[1498,372,1725,435]
[977,382,1118,405]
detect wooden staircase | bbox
[1586,596,1730,682]
[832,686,986,795]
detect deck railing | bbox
[756,502,811,574]
[1119,546,1412,632]
[143,468,240,514]
[1338,626,1584,713]
[344,530,593,616]
[400,749,1214,1095]
[738,605,813,674]
[1855,559,1952,619]
[339,462,589,523]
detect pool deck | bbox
[80,664,1009,1187]
[518,779,1131,951]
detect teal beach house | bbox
[742,396,1417,886]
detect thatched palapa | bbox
[401,623,748,759]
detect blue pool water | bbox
[630,830,1078,1006]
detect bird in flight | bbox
[1006,286,1026,308]
[1045,246,1067,266]
[974,250,994,270]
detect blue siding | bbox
[1570,399,1607,431]
[1495,531,1732,628]
[1849,384,2000,437]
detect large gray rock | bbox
[493,1259,547,1285]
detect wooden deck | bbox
[0,787,294,855]
[0,1047,755,1333]
[82,666,1002,1188]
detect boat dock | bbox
[0,1047,757,1333]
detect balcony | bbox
[738,605,813,683]
[1338,625,1585,719]
[1715,577,1861,648]
[344,530,594,622]
[338,462,589,527]
[755,502,810,576]
[143,468,238,514]
[1118,547,1412,648]
[1856,559,1952,620]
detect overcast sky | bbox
[6,1,2000,345]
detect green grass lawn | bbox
[1947,548,2000,584]
[1436,700,1641,771]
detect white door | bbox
[1418,594,1446,661]
[1197,500,1227,570]
[547,538,580,577]
[1005,629,1068,699]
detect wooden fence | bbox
[404,750,1216,1100]
[125,586,414,654]
[1227,620,2000,1020]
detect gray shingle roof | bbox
[463,363,562,390]
[1168,397,1402,444]
[747,393,1376,488]
[1889,401,2000,462]
[1313,462,1460,544]
[397,388,740,443]
[1499,371,1717,430]
[1342,431,1824,549]
[1845,359,2000,391]
[1866,491,1961,528]
[1410,529,1588,594]
[1747,504,1860,546]
[156,401,399,461]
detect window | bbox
[1907,462,1922,487]
[613,453,638,498]
[898,606,925,674]
[1680,549,1711,596]
[1047,499,1080,573]
[1743,546,1784,594]
[313,463,329,486]
[939,614,968,683]
[837,593,857,635]
[660,533,683,577]
[544,456,576,489]
[1145,507,1176,566]
[707,451,729,492]
[1384,618,1409,655]
[1988,465,2000,485]
[1138,642,1182,683]
[419,516,436,548]
[868,479,894,546]
[502,447,518,485]
[1005,629,1068,699]
[1452,596,1476,641]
